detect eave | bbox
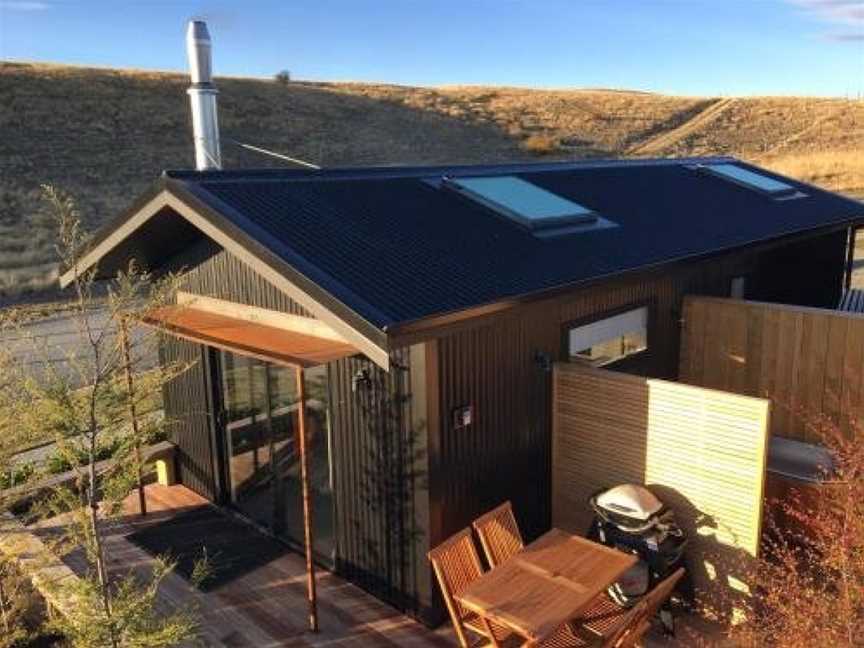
[60,180,391,370]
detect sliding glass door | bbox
[218,350,334,564]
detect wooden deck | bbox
[18,483,710,647]
[31,484,452,648]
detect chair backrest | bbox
[428,528,485,648]
[602,567,685,648]
[601,599,650,648]
[643,567,685,619]
[472,501,524,568]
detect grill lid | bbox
[595,484,663,521]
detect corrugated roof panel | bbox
[166,158,862,329]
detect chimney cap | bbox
[187,19,211,42]
[186,19,213,86]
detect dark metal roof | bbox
[160,157,863,331]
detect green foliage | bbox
[0,463,34,491]
[44,557,198,648]
[274,69,291,84]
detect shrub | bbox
[0,462,34,490]
[274,70,291,85]
[704,417,864,647]
[522,133,560,155]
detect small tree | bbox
[274,69,291,85]
[0,187,200,647]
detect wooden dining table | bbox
[455,528,638,645]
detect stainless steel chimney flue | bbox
[186,20,221,170]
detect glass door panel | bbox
[221,352,271,528]
[218,351,334,565]
[272,363,334,562]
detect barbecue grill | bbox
[587,484,689,633]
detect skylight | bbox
[444,176,598,230]
[702,163,801,198]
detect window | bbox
[568,306,649,366]
[444,175,598,230]
[700,163,804,199]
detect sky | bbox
[0,0,862,96]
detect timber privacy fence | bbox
[679,295,864,442]
[551,362,770,600]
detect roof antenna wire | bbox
[224,137,321,169]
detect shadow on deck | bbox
[31,484,453,648]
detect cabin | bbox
[64,157,863,624]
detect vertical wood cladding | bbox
[166,238,313,316]
[328,348,431,618]
[159,335,217,500]
[431,246,772,545]
[156,229,845,625]
[435,309,556,544]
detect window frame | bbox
[697,163,806,200]
[561,301,655,369]
[443,175,599,231]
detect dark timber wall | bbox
[749,229,848,309]
[159,336,218,500]
[159,240,431,618]
[427,230,848,549]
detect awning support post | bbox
[296,365,319,633]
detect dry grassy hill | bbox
[1,61,862,296]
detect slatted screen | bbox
[679,296,864,442]
[551,362,770,599]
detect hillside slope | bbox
[1,62,862,295]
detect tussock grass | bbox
[758,149,864,195]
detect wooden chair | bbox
[642,567,685,632]
[599,599,651,648]
[428,528,513,648]
[532,599,649,648]
[472,501,524,568]
[579,567,686,645]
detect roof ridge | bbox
[164,155,739,184]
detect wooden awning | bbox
[145,297,338,631]
[144,305,358,368]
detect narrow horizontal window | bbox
[568,306,648,366]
